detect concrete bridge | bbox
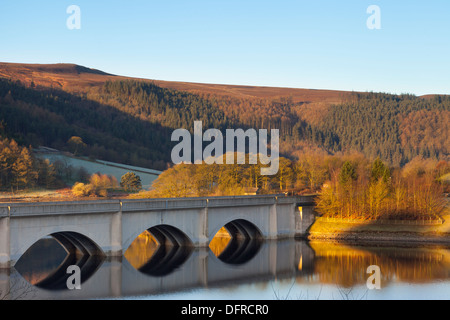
[0,195,316,268]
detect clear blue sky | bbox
[1,0,449,95]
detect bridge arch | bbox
[124,224,193,276]
[18,231,104,259]
[10,226,107,265]
[210,219,263,265]
[124,224,193,251]
[14,231,105,290]
[221,219,263,241]
[208,212,267,245]
[50,232,104,257]
[122,217,197,252]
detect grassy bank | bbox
[308,202,450,244]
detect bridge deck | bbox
[0,195,315,217]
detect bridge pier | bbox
[110,209,123,257]
[0,215,10,269]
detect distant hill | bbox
[0,62,351,102]
[0,62,118,93]
[0,62,449,168]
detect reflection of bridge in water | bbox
[2,239,315,299]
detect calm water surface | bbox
[2,235,450,300]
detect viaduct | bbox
[0,195,316,269]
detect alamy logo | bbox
[171,121,279,175]
[367,5,381,30]
[66,265,81,290]
[366,265,381,290]
[66,5,81,30]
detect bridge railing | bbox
[3,200,120,217]
[121,198,208,212]
[206,196,276,207]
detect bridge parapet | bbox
[1,195,315,218]
[121,195,304,212]
[122,199,166,212]
[276,196,299,204]
[166,198,207,209]
[296,195,317,206]
[121,198,208,212]
[207,196,276,207]
[6,200,120,217]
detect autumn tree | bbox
[275,157,294,191]
[148,164,197,198]
[67,136,87,156]
[296,155,329,192]
[371,157,391,183]
[12,148,36,190]
[72,173,119,197]
[36,159,58,189]
[339,161,358,186]
[120,172,142,192]
[0,138,49,190]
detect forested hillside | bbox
[89,80,450,167]
[296,93,450,166]
[0,64,449,172]
[0,78,170,170]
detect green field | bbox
[36,151,162,190]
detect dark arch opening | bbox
[15,232,105,290]
[211,219,263,265]
[51,232,104,257]
[125,225,193,277]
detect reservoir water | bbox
[2,236,450,300]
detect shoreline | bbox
[306,214,450,246]
[307,231,450,246]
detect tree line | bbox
[0,137,64,190]
[316,156,448,221]
[71,171,142,197]
[134,153,449,221]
